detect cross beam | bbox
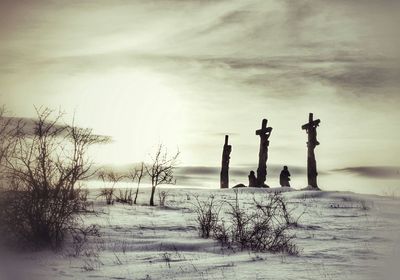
[302,113,320,130]
[256,119,272,136]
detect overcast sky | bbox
[1,0,400,191]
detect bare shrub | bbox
[264,192,300,227]
[212,220,230,247]
[0,108,108,249]
[194,191,299,255]
[68,225,101,257]
[192,194,221,238]
[127,162,145,205]
[115,188,133,205]
[97,171,124,205]
[146,145,179,206]
[232,191,299,254]
[98,188,115,205]
[157,189,170,207]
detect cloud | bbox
[2,0,399,100]
[333,166,400,179]
[0,116,111,140]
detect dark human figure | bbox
[301,113,321,189]
[255,119,272,188]
[248,170,257,187]
[220,135,232,189]
[280,166,291,187]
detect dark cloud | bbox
[0,116,111,140]
[307,64,400,91]
[333,166,400,179]
[25,51,398,98]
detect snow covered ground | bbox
[1,187,400,280]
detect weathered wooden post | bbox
[255,119,272,188]
[220,135,232,189]
[301,113,321,189]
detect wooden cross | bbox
[255,118,272,188]
[301,113,321,189]
[301,113,320,131]
[256,119,272,136]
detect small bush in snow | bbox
[195,191,299,255]
[97,171,125,205]
[192,194,221,238]
[98,188,115,205]
[158,189,170,207]
[115,188,133,205]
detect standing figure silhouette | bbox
[280,166,291,187]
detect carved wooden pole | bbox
[255,119,272,188]
[301,113,321,189]
[220,135,232,189]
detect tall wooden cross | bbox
[255,119,272,187]
[302,113,321,189]
[220,135,232,189]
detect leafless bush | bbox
[115,188,133,205]
[265,192,300,227]
[194,191,299,255]
[192,194,221,238]
[127,162,145,205]
[227,191,299,254]
[0,108,108,249]
[146,145,179,206]
[97,171,124,205]
[157,189,170,207]
[98,188,115,205]
[212,220,230,247]
[68,225,101,257]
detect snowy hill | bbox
[1,187,399,280]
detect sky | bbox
[1,0,400,193]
